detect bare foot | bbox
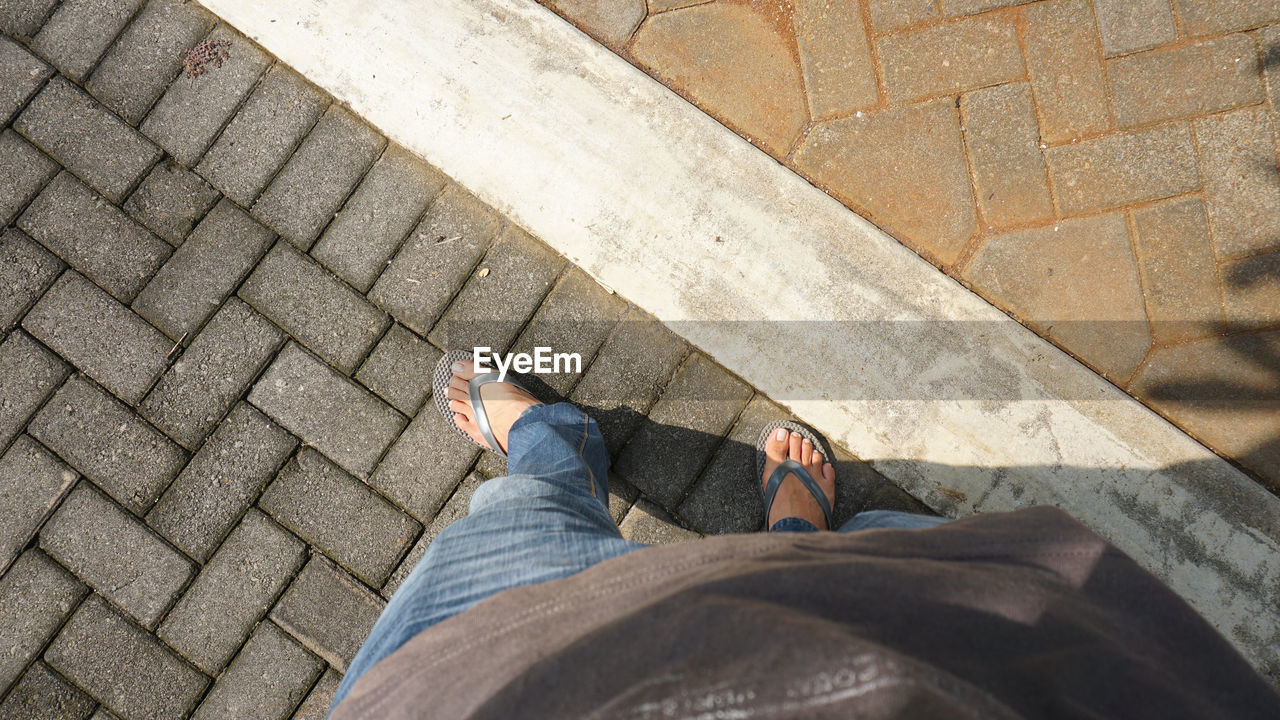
[761,428,836,530]
[444,360,541,453]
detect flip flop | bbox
[756,420,835,531]
[432,349,531,458]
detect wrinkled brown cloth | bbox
[332,507,1280,719]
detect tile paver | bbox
[0,0,58,38]
[0,662,95,720]
[1109,35,1263,128]
[1223,251,1280,329]
[0,229,60,332]
[140,298,284,449]
[259,447,419,587]
[1045,123,1199,214]
[134,198,275,340]
[270,554,385,672]
[146,403,297,561]
[15,77,162,203]
[311,143,444,292]
[369,184,503,335]
[28,376,186,514]
[22,271,172,404]
[39,482,194,628]
[964,213,1151,382]
[0,35,51,124]
[960,82,1053,227]
[794,98,976,265]
[158,509,306,674]
[792,0,876,119]
[1093,0,1176,57]
[631,2,807,156]
[249,343,406,478]
[0,329,67,448]
[140,24,271,167]
[1175,0,1280,36]
[877,13,1023,103]
[188,621,323,720]
[196,63,328,205]
[1131,197,1224,344]
[369,407,478,523]
[86,0,216,124]
[29,0,142,81]
[868,0,939,33]
[18,173,171,303]
[382,472,484,598]
[427,224,565,354]
[355,323,442,416]
[614,353,752,509]
[293,668,341,720]
[0,549,87,692]
[252,103,385,249]
[0,436,77,574]
[123,160,221,246]
[240,242,389,373]
[45,595,209,720]
[1194,106,1280,258]
[0,131,58,227]
[1020,0,1110,144]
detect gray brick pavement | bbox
[23,272,171,404]
[0,436,77,573]
[188,621,322,720]
[140,24,270,167]
[252,103,385,249]
[145,403,296,561]
[0,132,57,227]
[158,509,305,674]
[46,596,209,720]
[16,77,161,203]
[39,482,193,628]
[0,35,50,125]
[0,5,911,711]
[29,376,186,513]
[19,173,171,302]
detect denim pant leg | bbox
[332,402,646,710]
[771,510,949,533]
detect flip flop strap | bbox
[467,371,525,458]
[763,459,833,530]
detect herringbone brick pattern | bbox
[0,3,919,716]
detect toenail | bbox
[451,362,463,372]
[775,428,787,441]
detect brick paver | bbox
[0,4,1006,711]
[252,104,384,249]
[23,272,171,403]
[16,77,161,203]
[1109,35,1262,128]
[0,35,50,124]
[158,509,305,673]
[19,173,171,302]
[140,24,271,167]
[29,376,186,513]
[1045,123,1198,214]
[960,82,1052,227]
[0,132,57,226]
[877,13,1023,103]
[86,0,215,124]
[1020,0,1110,144]
[0,549,86,691]
[46,595,209,720]
[0,436,77,573]
[1094,0,1176,57]
[1132,198,1224,344]
[29,0,141,82]
[189,621,323,720]
[146,403,296,561]
[1194,105,1280,258]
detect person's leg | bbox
[333,399,644,708]
[837,509,950,532]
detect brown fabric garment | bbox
[333,507,1280,719]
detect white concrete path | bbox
[200,0,1280,679]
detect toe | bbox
[789,431,804,462]
[448,399,473,423]
[445,385,468,404]
[451,359,480,381]
[765,427,789,464]
[822,462,835,484]
[801,439,813,466]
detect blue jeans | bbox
[331,402,946,710]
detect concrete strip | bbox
[198,0,1280,679]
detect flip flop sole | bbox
[756,419,837,527]
[432,349,486,447]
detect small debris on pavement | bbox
[184,38,232,86]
